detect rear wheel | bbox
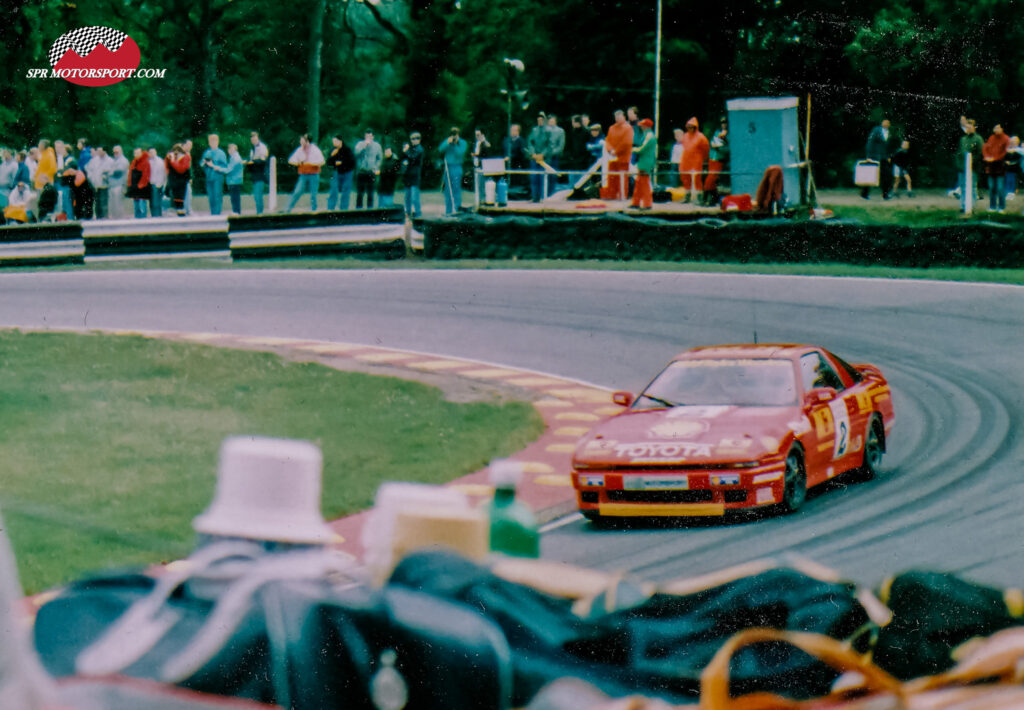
[852,416,884,482]
[781,449,807,513]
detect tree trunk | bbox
[191,0,217,137]
[307,0,327,142]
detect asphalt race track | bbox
[1,269,1022,587]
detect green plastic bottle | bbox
[487,459,540,558]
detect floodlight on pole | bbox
[502,58,526,153]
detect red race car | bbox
[571,344,894,520]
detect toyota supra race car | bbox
[571,344,894,520]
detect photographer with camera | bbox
[354,128,382,209]
[437,126,467,214]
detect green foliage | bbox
[5,0,1024,189]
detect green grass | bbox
[24,255,1024,285]
[818,203,1024,227]
[0,331,543,593]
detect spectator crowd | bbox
[0,110,734,224]
[859,114,1024,213]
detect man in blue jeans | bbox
[286,134,325,212]
[438,127,467,214]
[401,132,424,218]
[201,134,227,215]
[526,112,552,202]
[247,131,269,215]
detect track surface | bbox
[1,269,1022,586]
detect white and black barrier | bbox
[0,222,85,267]
[0,208,411,267]
[228,207,408,260]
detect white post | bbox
[269,156,278,213]
[0,512,58,710]
[474,168,480,210]
[965,152,973,215]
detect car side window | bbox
[799,353,845,392]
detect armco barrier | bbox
[0,222,85,267]
[229,208,407,259]
[423,213,1024,269]
[82,216,230,259]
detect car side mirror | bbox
[803,387,837,408]
[612,391,634,407]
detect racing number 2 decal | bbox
[828,398,851,459]
[810,400,852,460]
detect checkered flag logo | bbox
[48,26,128,67]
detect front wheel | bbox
[781,449,807,513]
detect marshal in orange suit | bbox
[600,109,634,200]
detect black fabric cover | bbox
[389,551,873,704]
[34,567,512,710]
[873,571,1024,680]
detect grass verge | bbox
[0,331,543,593]
[23,255,1024,285]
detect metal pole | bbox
[269,156,277,213]
[654,0,663,149]
[805,93,812,205]
[965,152,973,215]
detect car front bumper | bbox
[572,463,787,517]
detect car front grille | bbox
[606,489,715,504]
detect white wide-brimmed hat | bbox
[193,436,337,544]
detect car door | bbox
[823,349,875,474]
[799,351,855,484]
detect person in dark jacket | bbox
[472,128,495,203]
[891,140,914,198]
[400,132,424,218]
[861,118,894,200]
[69,168,95,220]
[378,146,401,207]
[503,123,529,193]
[246,131,270,215]
[326,135,355,211]
[36,174,58,221]
[566,115,591,184]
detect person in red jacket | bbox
[600,109,634,200]
[983,123,1010,213]
[679,117,709,203]
[127,147,151,218]
[165,144,192,216]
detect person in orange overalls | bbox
[679,117,709,203]
[601,109,634,200]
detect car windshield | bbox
[634,358,798,408]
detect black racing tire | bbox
[582,510,603,525]
[851,415,884,482]
[781,449,807,513]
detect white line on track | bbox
[539,512,583,533]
